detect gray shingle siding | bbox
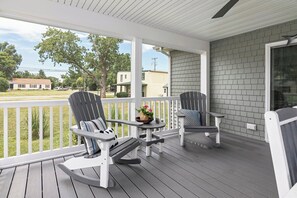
[170,51,200,96]
[210,19,297,141]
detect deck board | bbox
[164,138,275,198]
[0,167,15,198]
[42,159,60,198]
[109,165,147,198]
[128,163,181,198]
[0,133,278,198]
[53,158,77,198]
[8,165,28,198]
[138,150,216,198]
[116,164,164,198]
[26,162,42,198]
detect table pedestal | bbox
[136,120,166,157]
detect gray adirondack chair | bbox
[177,91,224,146]
[265,107,297,198]
[58,91,142,188]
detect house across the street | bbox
[9,78,52,90]
[116,70,168,97]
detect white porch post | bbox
[200,49,210,124]
[131,37,142,138]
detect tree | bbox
[76,77,84,88]
[0,77,9,92]
[108,53,131,86]
[34,28,93,84]
[35,27,125,98]
[38,69,46,78]
[0,42,22,79]
[61,74,72,87]
[47,76,59,89]
[86,35,122,97]
[13,70,35,78]
[0,71,5,78]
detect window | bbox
[142,73,145,80]
[45,85,50,88]
[18,84,26,88]
[30,84,37,88]
[120,74,123,82]
[125,74,127,79]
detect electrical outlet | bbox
[247,123,257,130]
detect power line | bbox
[18,67,68,72]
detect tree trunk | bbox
[100,66,107,98]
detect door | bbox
[265,40,297,142]
[270,44,297,110]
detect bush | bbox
[88,82,97,91]
[116,92,128,98]
[71,82,77,90]
[24,109,49,140]
[0,77,9,92]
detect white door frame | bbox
[265,39,297,142]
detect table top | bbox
[137,120,166,130]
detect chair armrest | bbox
[70,125,115,142]
[285,183,297,198]
[206,112,224,118]
[176,110,186,117]
[106,119,143,126]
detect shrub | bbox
[0,77,9,92]
[116,92,128,98]
[24,109,49,140]
[88,82,97,91]
[71,82,77,90]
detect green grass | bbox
[0,89,75,97]
[0,90,115,101]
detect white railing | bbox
[142,96,181,130]
[0,96,179,167]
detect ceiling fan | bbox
[212,0,239,19]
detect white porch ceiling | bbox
[51,0,297,41]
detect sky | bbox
[0,17,168,79]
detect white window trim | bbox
[265,39,297,142]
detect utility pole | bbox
[152,57,158,71]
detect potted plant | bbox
[136,105,154,121]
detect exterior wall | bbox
[12,84,51,90]
[170,51,200,96]
[116,71,131,92]
[210,19,297,141]
[143,71,168,97]
[116,71,168,97]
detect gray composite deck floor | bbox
[0,133,278,198]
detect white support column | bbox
[130,37,142,158]
[168,55,171,96]
[131,37,142,138]
[200,49,210,124]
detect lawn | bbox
[0,89,115,101]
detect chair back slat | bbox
[281,120,297,186]
[265,107,297,197]
[69,91,106,129]
[277,108,297,187]
[180,91,207,126]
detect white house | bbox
[9,78,51,90]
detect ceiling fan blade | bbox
[212,0,239,19]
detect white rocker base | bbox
[58,163,115,188]
[58,154,114,188]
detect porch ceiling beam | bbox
[0,0,209,53]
